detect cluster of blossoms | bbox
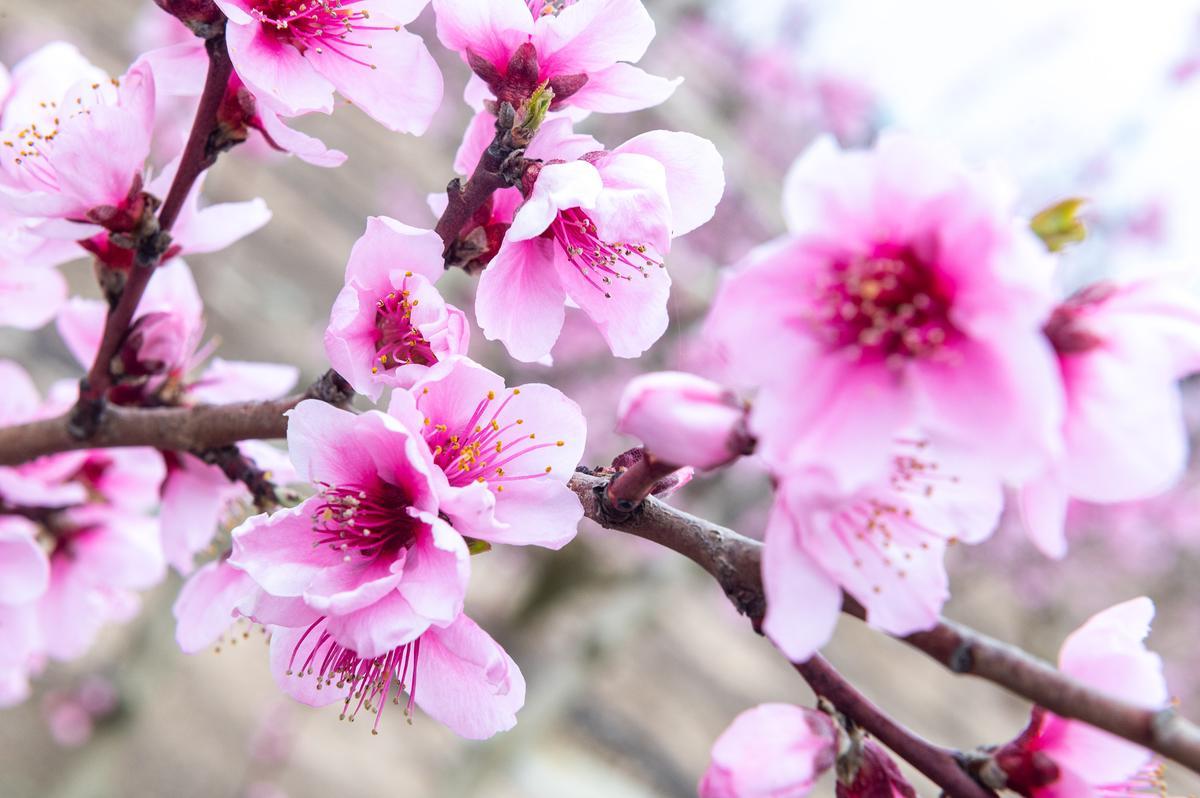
[0,0,1195,794]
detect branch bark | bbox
[1,400,1197,776]
[70,31,233,438]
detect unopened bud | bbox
[617,372,753,470]
[116,312,190,378]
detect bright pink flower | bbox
[324,216,470,401]
[387,356,587,550]
[617,371,750,470]
[229,399,471,658]
[991,598,1167,798]
[215,0,443,134]
[762,440,1002,662]
[269,611,525,738]
[699,703,837,798]
[706,133,1063,490]
[432,0,680,114]
[477,124,724,361]
[0,54,156,233]
[837,739,916,798]
[1019,275,1200,558]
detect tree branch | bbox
[70,31,233,438]
[795,655,996,798]
[1,400,1198,776]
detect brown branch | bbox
[795,655,995,798]
[601,453,682,519]
[70,31,233,438]
[1,400,1198,776]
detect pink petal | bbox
[537,0,656,74]
[267,623,345,708]
[224,17,334,115]
[345,215,445,287]
[190,358,299,404]
[285,401,379,487]
[0,263,67,330]
[0,517,49,605]
[256,106,347,167]
[477,238,567,362]
[612,130,724,237]
[508,160,603,242]
[161,456,242,573]
[396,517,469,624]
[323,589,429,658]
[304,20,442,134]
[415,614,526,739]
[569,62,681,113]
[1018,471,1071,559]
[760,493,842,662]
[0,360,40,423]
[55,297,106,369]
[431,0,533,71]
[229,498,343,597]
[486,479,582,549]
[302,555,406,616]
[173,560,259,653]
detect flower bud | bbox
[617,372,752,470]
[700,704,838,798]
[836,739,916,798]
[116,312,190,378]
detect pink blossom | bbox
[215,0,443,134]
[433,0,680,114]
[617,371,750,470]
[699,703,837,798]
[172,557,262,652]
[706,133,1063,490]
[991,598,1168,798]
[477,124,724,361]
[57,260,297,408]
[1019,275,1200,558]
[762,440,1002,662]
[269,612,525,738]
[0,54,156,234]
[387,356,587,550]
[324,216,470,401]
[229,399,471,658]
[0,216,72,330]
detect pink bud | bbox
[119,311,190,377]
[837,740,916,798]
[700,704,838,798]
[617,372,752,470]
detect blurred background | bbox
[3,0,1200,795]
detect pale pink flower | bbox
[706,133,1063,490]
[1019,275,1200,558]
[617,371,750,470]
[215,0,443,134]
[269,611,525,738]
[0,55,156,234]
[324,216,470,401]
[762,440,1003,662]
[172,557,262,653]
[229,399,471,658]
[387,356,587,550]
[0,217,73,329]
[477,124,724,361]
[991,598,1167,798]
[432,0,680,114]
[699,703,837,798]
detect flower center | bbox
[547,207,661,298]
[422,388,566,489]
[3,81,112,185]
[811,246,956,366]
[250,0,388,66]
[311,480,420,561]
[372,276,436,374]
[286,617,421,734]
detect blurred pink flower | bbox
[432,0,679,114]
[1020,275,1200,558]
[477,123,724,361]
[699,703,837,798]
[215,0,443,134]
[706,133,1062,491]
[762,441,1002,662]
[991,597,1167,798]
[269,612,525,738]
[389,356,587,549]
[617,371,750,470]
[325,216,470,401]
[173,557,261,652]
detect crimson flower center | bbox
[250,0,387,66]
[547,207,661,298]
[812,246,956,365]
[311,480,420,561]
[373,279,435,374]
[423,388,566,489]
